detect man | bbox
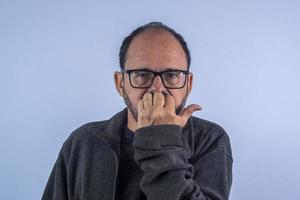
[42,22,233,200]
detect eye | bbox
[164,71,181,79]
[163,71,186,85]
[131,71,154,86]
[133,71,152,78]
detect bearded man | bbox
[42,22,233,200]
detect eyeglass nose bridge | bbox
[149,72,167,89]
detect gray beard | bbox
[123,91,188,122]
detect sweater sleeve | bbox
[133,125,232,200]
[41,147,68,200]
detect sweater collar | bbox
[90,108,128,159]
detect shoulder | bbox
[190,116,229,142]
[189,116,232,158]
[58,109,128,159]
[66,120,108,143]
[60,120,109,157]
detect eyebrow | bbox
[130,67,186,71]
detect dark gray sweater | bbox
[42,108,233,200]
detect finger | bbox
[143,93,153,101]
[143,93,153,108]
[164,94,175,112]
[179,104,202,120]
[153,92,164,108]
[138,100,144,113]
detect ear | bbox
[114,71,124,97]
[186,72,193,96]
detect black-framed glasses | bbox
[121,69,189,89]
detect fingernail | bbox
[196,105,202,110]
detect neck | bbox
[127,109,138,132]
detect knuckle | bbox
[151,109,159,116]
[140,115,153,123]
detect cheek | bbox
[170,90,187,106]
[125,86,147,102]
[133,93,145,103]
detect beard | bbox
[123,90,188,122]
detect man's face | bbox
[115,28,193,122]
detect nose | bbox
[148,75,167,93]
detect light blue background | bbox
[1,0,299,199]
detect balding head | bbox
[119,22,191,70]
[125,28,188,70]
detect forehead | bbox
[125,29,188,71]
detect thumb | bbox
[179,104,202,121]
